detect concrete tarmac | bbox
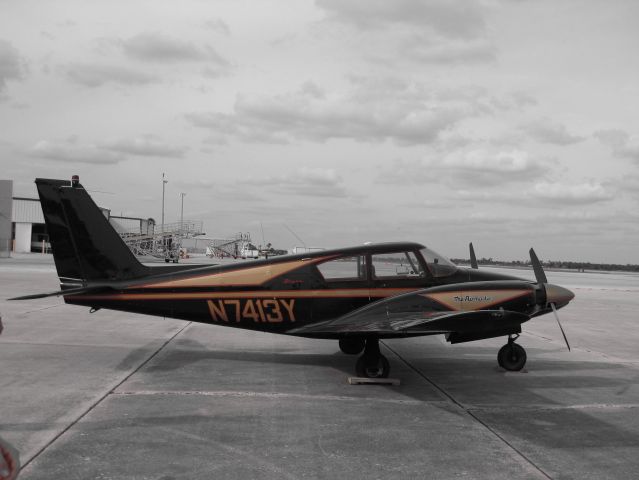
[1,254,638,479]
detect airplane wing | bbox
[288,288,530,336]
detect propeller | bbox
[469,242,478,269]
[529,248,573,351]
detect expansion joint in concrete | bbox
[19,321,192,473]
[381,341,553,480]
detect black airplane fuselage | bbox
[65,243,544,339]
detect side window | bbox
[316,256,367,281]
[371,251,424,279]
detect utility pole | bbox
[180,192,186,233]
[161,173,168,233]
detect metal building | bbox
[0,179,201,261]
[0,180,12,258]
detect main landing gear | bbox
[354,338,390,378]
[497,334,527,371]
[338,337,365,355]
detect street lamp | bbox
[180,192,186,233]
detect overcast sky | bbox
[1,0,638,264]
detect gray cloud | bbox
[316,0,486,39]
[0,39,27,96]
[595,129,639,161]
[203,19,231,36]
[524,118,585,145]
[65,63,158,87]
[240,168,348,198]
[379,149,546,187]
[103,136,188,158]
[400,35,496,65]
[530,181,613,205]
[185,81,500,146]
[28,139,127,164]
[121,32,229,66]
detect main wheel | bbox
[356,354,390,378]
[498,343,527,371]
[339,337,365,355]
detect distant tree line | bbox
[449,257,639,273]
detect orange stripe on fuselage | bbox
[137,256,337,289]
[70,288,414,302]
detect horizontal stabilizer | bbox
[8,285,112,301]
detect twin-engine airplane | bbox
[11,177,575,378]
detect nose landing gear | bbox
[498,334,527,371]
[355,337,390,378]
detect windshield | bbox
[420,247,457,278]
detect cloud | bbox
[0,39,27,96]
[65,63,158,87]
[185,81,493,146]
[524,118,584,145]
[28,139,127,164]
[437,149,546,185]
[595,129,639,161]
[316,0,487,39]
[203,19,231,36]
[400,35,496,65]
[121,32,229,66]
[531,181,613,205]
[377,150,546,187]
[240,168,348,198]
[103,136,188,158]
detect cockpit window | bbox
[316,256,366,281]
[371,251,425,279]
[419,247,457,278]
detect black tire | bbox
[498,343,527,371]
[355,354,390,378]
[339,337,365,355]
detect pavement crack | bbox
[382,341,553,480]
[19,321,192,473]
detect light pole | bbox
[161,173,168,233]
[180,192,186,233]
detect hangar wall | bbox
[0,180,13,258]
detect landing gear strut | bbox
[497,334,527,371]
[355,338,390,378]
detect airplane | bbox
[10,176,575,379]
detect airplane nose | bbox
[545,284,575,307]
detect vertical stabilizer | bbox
[36,178,148,286]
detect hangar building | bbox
[0,179,155,256]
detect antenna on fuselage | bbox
[283,223,306,248]
[469,242,478,269]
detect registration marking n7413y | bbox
[207,298,296,323]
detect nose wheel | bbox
[355,337,390,378]
[498,335,527,371]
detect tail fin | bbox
[36,178,149,287]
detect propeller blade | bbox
[551,303,571,351]
[529,248,548,284]
[469,242,478,269]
